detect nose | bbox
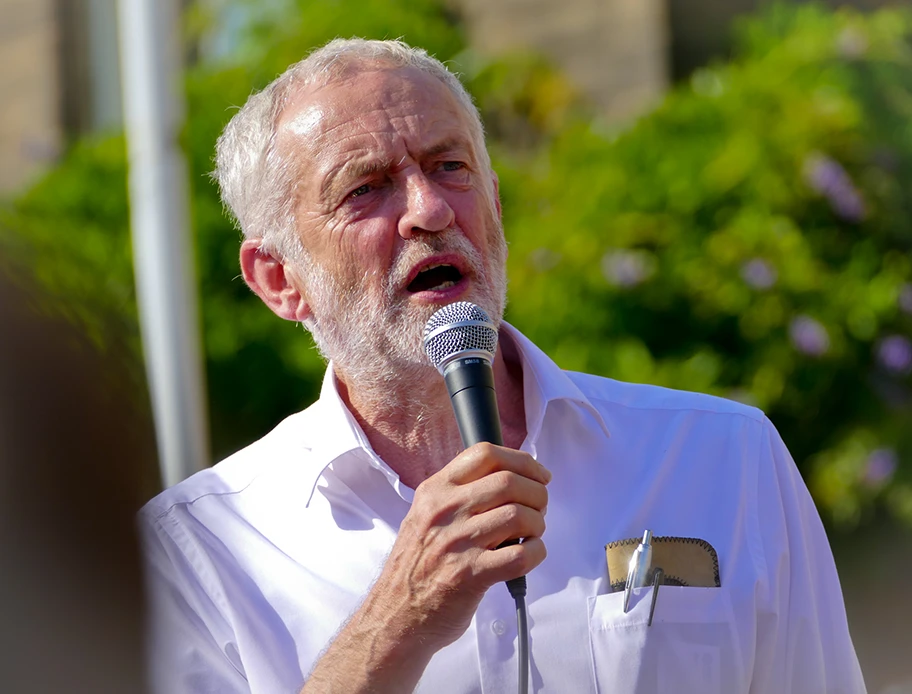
[398,172,455,239]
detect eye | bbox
[349,183,372,198]
[440,161,465,172]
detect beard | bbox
[297,224,508,390]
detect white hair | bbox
[213,38,491,262]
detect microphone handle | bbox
[443,357,521,550]
[443,356,504,448]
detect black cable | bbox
[506,576,529,694]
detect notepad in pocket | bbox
[605,535,721,591]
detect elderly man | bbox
[140,38,866,694]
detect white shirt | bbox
[140,324,866,694]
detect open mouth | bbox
[406,263,464,293]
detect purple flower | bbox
[899,284,912,315]
[789,315,830,356]
[601,250,655,288]
[803,152,866,222]
[527,247,560,272]
[863,448,897,486]
[741,258,777,290]
[877,335,912,375]
[836,27,868,59]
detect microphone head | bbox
[423,301,498,372]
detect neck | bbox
[334,332,527,489]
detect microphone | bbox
[423,301,532,694]
[423,302,525,593]
[424,301,503,448]
[422,301,502,449]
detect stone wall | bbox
[668,0,906,79]
[0,0,62,193]
[453,0,669,124]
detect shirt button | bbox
[491,619,507,636]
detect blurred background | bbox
[1,0,910,691]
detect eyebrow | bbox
[320,158,393,202]
[320,136,475,202]
[419,136,474,162]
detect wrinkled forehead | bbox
[274,66,474,171]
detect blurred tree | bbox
[499,3,912,528]
[1,1,909,529]
[1,0,470,462]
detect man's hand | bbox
[378,442,550,643]
[301,443,550,693]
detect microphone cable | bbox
[508,575,530,694]
[423,301,533,694]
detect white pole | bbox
[117,0,209,488]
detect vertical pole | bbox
[117,0,209,488]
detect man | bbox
[140,38,866,693]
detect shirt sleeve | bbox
[749,416,867,694]
[139,508,250,694]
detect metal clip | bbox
[647,568,664,626]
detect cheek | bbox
[453,191,500,244]
[295,209,339,259]
[324,220,400,291]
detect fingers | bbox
[466,502,547,550]
[400,443,550,593]
[442,442,551,487]
[370,444,549,647]
[413,443,550,537]
[463,470,549,515]
[474,537,548,585]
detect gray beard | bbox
[298,228,508,395]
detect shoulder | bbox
[566,370,766,425]
[139,403,322,526]
[563,370,775,463]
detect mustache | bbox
[386,231,485,291]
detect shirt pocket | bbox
[587,587,745,694]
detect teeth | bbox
[408,263,460,292]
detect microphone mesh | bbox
[423,302,498,369]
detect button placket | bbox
[474,589,519,693]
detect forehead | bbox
[276,66,475,181]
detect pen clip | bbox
[647,568,664,626]
[623,567,634,613]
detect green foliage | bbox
[1,0,471,461]
[498,3,912,528]
[2,1,910,527]
[463,51,587,153]
[0,137,136,354]
[195,0,465,83]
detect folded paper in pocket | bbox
[605,536,721,591]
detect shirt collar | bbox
[300,322,610,505]
[302,366,413,507]
[499,323,611,454]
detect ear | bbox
[239,239,312,322]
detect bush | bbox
[498,3,912,528]
[1,0,470,461]
[2,2,909,527]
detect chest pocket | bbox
[587,587,745,694]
